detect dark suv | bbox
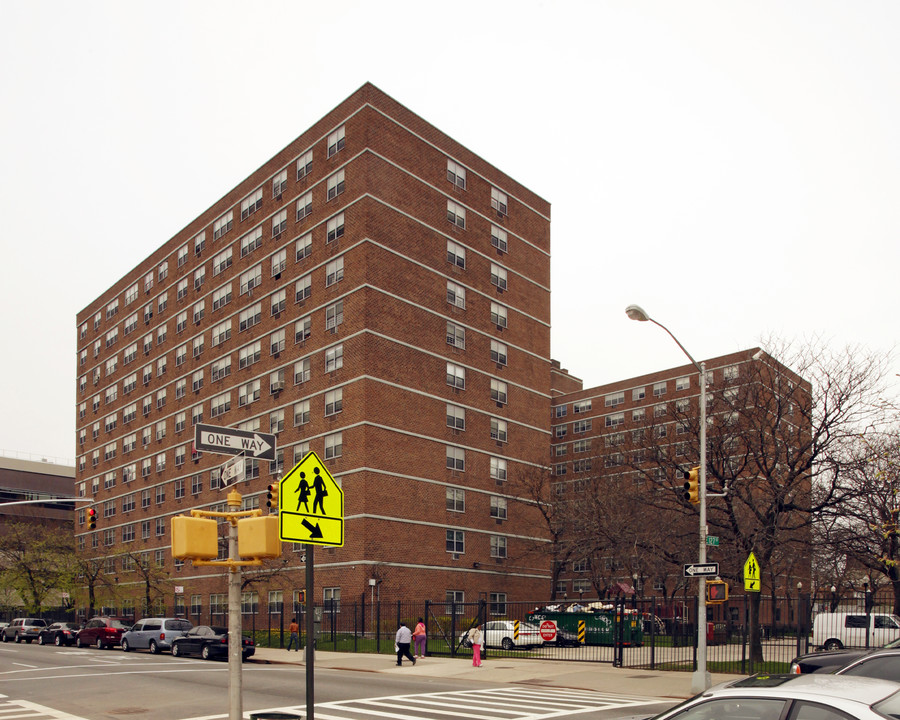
[1,618,48,643]
[76,617,128,649]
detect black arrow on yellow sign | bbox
[301,519,323,539]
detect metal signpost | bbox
[277,451,344,720]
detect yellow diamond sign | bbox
[278,451,344,547]
[744,551,761,592]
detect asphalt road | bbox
[0,642,675,720]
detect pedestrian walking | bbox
[413,617,427,658]
[286,618,300,652]
[466,623,483,667]
[395,622,416,665]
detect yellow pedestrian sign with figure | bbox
[278,451,344,547]
[744,551,761,592]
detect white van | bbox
[812,612,900,650]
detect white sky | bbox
[1,0,898,463]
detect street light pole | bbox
[626,304,711,692]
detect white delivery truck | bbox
[812,612,900,650]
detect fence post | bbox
[424,600,430,658]
[376,600,381,654]
[451,600,457,658]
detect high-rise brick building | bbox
[75,84,552,621]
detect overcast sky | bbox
[2,0,898,464]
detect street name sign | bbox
[683,563,719,578]
[706,536,719,546]
[195,423,276,460]
[744,551,761,592]
[278,451,344,547]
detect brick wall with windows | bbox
[74,83,552,619]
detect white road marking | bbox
[0,698,91,720]
[182,686,672,720]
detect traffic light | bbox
[682,466,701,504]
[297,589,306,604]
[87,507,97,530]
[171,516,218,560]
[266,483,279,510]
[707,580,729,604]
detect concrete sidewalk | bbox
[249,647,743,700]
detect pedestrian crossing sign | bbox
[278,451,344,547]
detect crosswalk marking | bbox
[0,699,90,720]
[189,686,672,720]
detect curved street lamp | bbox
[626,304,710,692]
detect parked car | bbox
[547,626,582,648]
[460,620,546,650]
[76,617,128,649]
[170,625,255,660]
[37,622,81,647]
[813,612,900,651]
[121,618,193,654]
[791,637,900,674]
[644,673,900,720]
[1,618,48,643]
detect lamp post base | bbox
[691,669,712,694]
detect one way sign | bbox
[195,423,276,460]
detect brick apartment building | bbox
[74,83,552,621]
[550,349,812,600]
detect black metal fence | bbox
[10,593,892,676]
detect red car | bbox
[76,617,128,649]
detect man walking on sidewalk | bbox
[395,622,416,665]
[287,618,300,652]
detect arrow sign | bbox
[683,563,719,578]
[195,423,276,460]
[301,519,323,539]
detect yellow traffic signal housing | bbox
[87,507,97,530]
[171,516,218,560]
[266,483,278,510]
[297,589,306,604]
[683,466,701,504]
[238,515,281,559]
[707,580,729,604]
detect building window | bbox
[324,388,343,416]
[490,418,507,443]
[446,321,465,349]
[213,212,233,240]
[446,403,465,430]
[724,365,740,381]
[327,126,345,157]
[447,240,466,269]
[294,358,311,384]
[325,344,343,372]
[272,169,287,198]
[447,281,465,309]
[296,149,313,180]
[490,457,507,482]
[239,341,261,369]
[295,316,312,343]
[491,226,508,253]
[490,340,507,366]
[325,257,344,286]
[212,283,232,311]
[490,535,507,558]
[294,400,310,426]
[326,212,344,242]
[271,329,286,355]
[446,362,465,389]
[326,169,345,201]
[296,192,312,222]
[676,376,690,391]
[324,432,342,460]
[490,264,508,291]
[240,265,261,295]
[325,301,343,331]
[446,530,464,554]
[490,379,508,405]
[653,381,667,397]
[240,188,263,220]
[296,232,312,261]
[323,587,341,613]
[604,413,622,428]
[490,302,508,329]
[490,496,507,520]
[491,188,508,216]
[446,446,465,472]
[447,200,466,229]
[446,487,465,512]
[447,159,466,189]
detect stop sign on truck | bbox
[539,620,558,642]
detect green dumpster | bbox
[527,608,644,646]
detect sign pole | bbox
[305,544,314,720]
[227,493,242,720]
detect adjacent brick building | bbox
[75,83,552,621]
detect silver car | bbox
[121,618,192,654]
[645,673,900,720]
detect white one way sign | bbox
[195,423,276,460]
